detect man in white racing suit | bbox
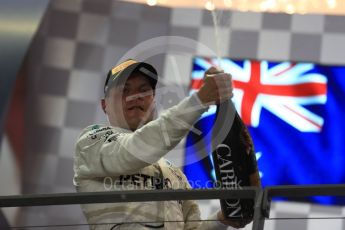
[73,59,247,229]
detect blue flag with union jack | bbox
[183,57,345,205]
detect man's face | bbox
[103,73,155,131]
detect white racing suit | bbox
[73,94,232,230]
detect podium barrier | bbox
[0,185,344,230]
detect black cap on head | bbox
[104,59,158,95]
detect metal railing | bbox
[0,185,344,230]
[262,184,345,218]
